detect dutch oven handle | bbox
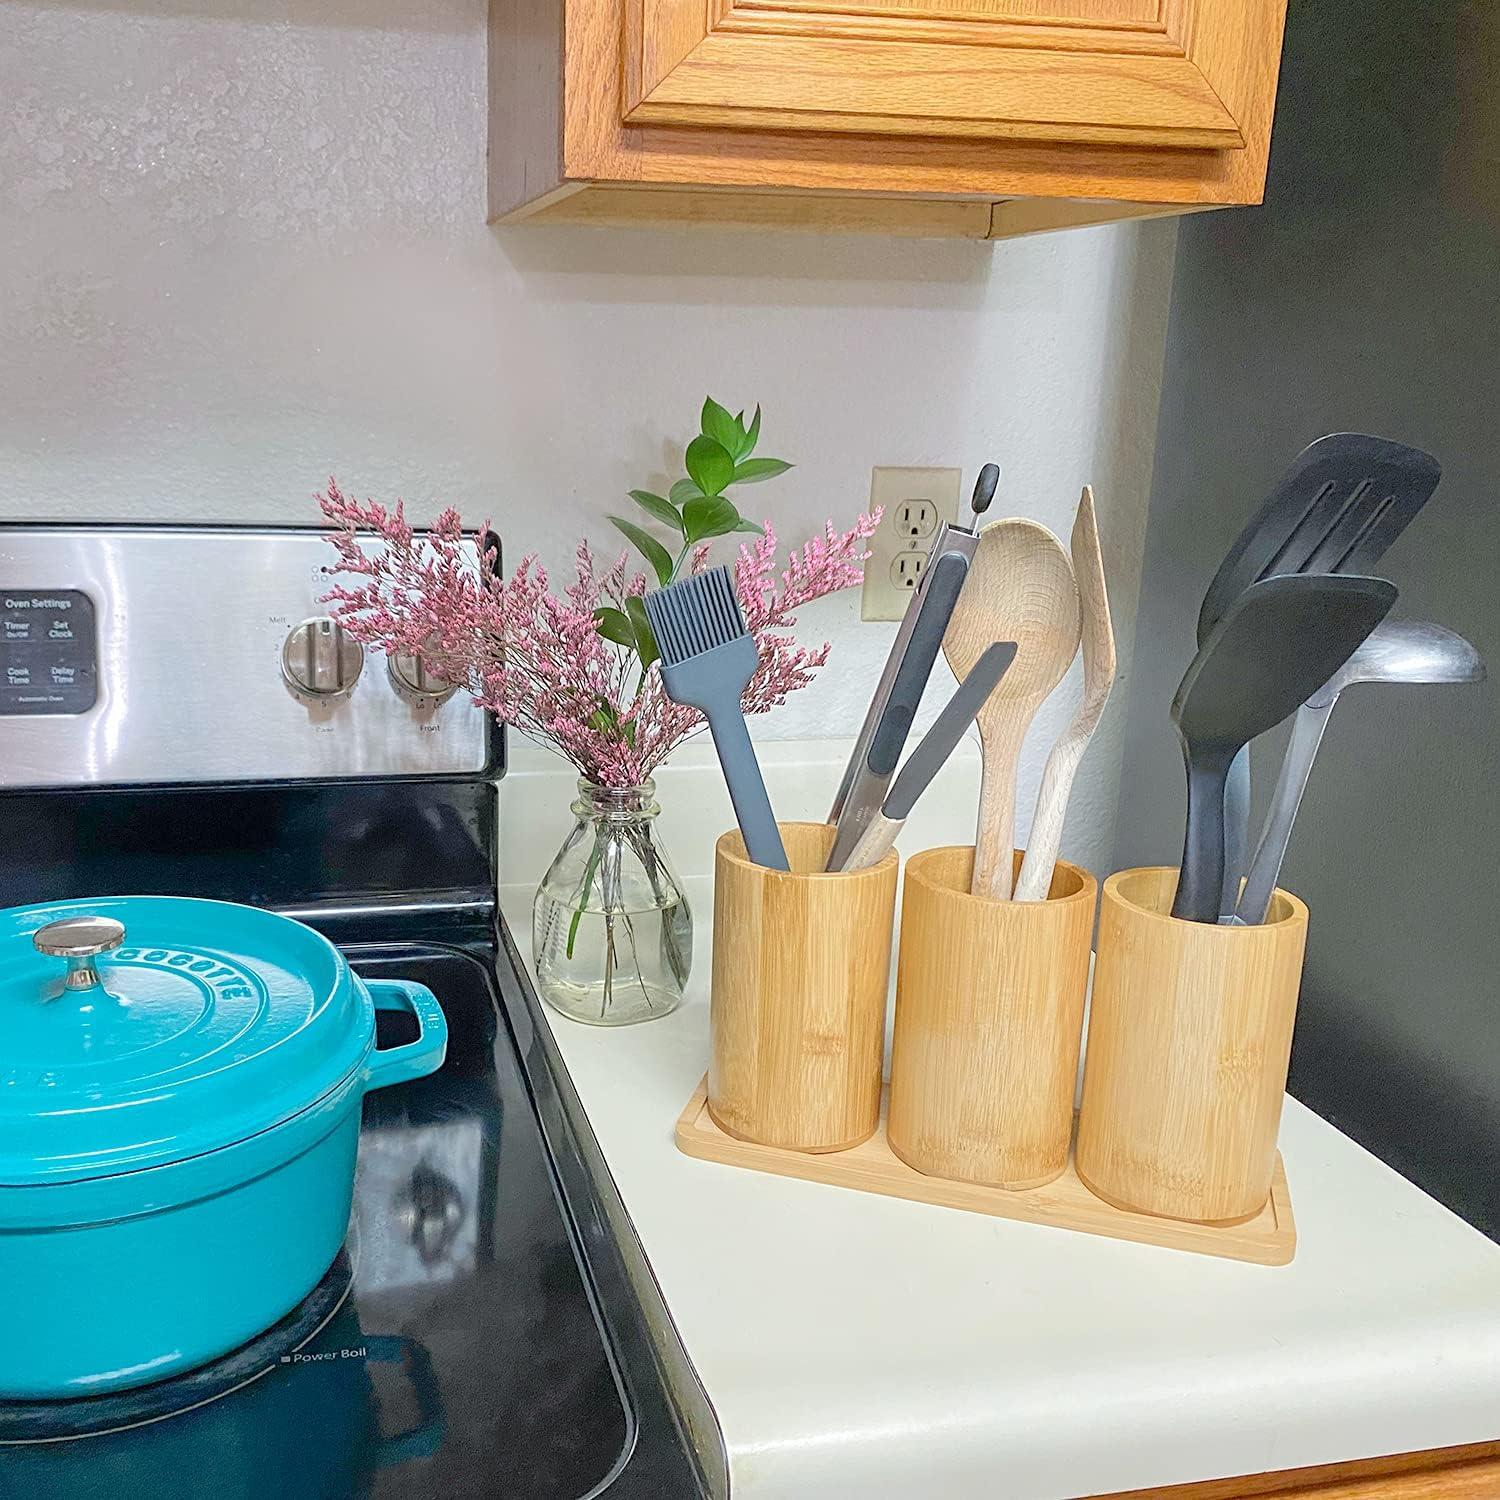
[362,979,448,1093]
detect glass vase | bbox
[531,780,693,1026]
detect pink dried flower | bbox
[317,480,879,787]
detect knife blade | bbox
[841,640,1018,872]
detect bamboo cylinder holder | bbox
[1075,866,1310,1224]
[708,822,898,1153]
[887,846,1096,1190]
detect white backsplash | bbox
[500,734,983,890]
[2,0,1175,881]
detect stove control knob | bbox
[281,616,364,700]
[388,641,458,708]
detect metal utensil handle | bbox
[826,548,970,871]
[33,915,126,991]
[1218,745,1253,917]
[825,523,978,825]
[1236,699,1336,924]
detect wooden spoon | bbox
[943,517,1081,899]
[1014,488,1116,901]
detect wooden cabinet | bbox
[1093,1439,1500,1498]
[489,0,1289,237]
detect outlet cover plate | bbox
[861,467,962,621]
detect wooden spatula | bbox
[1014,487,1116,901]
[943,518,1080,899]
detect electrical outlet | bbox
[862,467,961,621]
[890,550,927,591]
[894,499,940,542]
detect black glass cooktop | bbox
[0,943,679,1500]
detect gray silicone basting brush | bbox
[644,567,789,871]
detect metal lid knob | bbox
[34,916,126,991]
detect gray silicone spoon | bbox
[1170,572,1397,923]
[1233,620,1486,924]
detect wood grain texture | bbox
[494,185,1208,238]
[1092,1440,1500,1498]
[717,9,1176,52]
[496,182,999,234]
[677,1078,1296,1264]
[1076,867,1309,1223]
[888,846,1095,1187]
[709,822,898,1152]
[627,31,1246,147]
[985,195,1205,237]
[487,0,1287,215]
[1015,486,1117,901]
[941,517,1080,899]
[795,0,1163,21]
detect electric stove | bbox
[0,526,719,1499]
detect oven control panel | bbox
[0,527,493,787]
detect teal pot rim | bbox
[0,896,447,1188]
[0,1067,363,1231]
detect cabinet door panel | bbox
[625,0,1263,148]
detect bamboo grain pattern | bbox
[1076,867,1308,1223]
[889,846,1095,1188]
[677,1078,1296,1264]
[709,822,897,1152]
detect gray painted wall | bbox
[1113,1,1500,1233]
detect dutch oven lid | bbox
[0,896,370,1187]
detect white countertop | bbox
[498,747,1500,1499]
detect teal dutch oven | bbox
[0,895,447,1399]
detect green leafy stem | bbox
[593,396,791,696]
[571,398,791,959]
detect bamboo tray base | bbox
[676,1079,1296,1266]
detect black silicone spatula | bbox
[1198,433,1440,911]
[1170,572,1398,922]
[1198,434,1439,638]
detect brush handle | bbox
[1172,755,1231,922]
[1218,745,1252,918]
[1236,699,1335,924]
[705,706,789,871]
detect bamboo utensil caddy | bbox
[889,847,1094,1190]
[1076,867,1309,1223]
[708,822,898,1153]
[677,1080,1296,1265]
[688,841,1303,1263]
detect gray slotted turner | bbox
[1200,434,1441,913]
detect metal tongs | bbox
[825,465,999,871]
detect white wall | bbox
[0,0,1176,874]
